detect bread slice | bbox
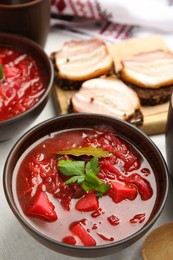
[51,38,113,90]
[119,50,173,105]
[71,76,143,126]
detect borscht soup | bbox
[0,47,46,120]
[12,126,156,247]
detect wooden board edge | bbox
[52,83,169,136]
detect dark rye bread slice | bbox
[121,82,173,106]
[118,50,173,106]
[51,38,113,90]
[70,76,143,127]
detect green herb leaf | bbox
[57,156,110,195]
[86,157,100,175]
[96,183,110,194]
[81,181,94,192]
[56,146,112,157]
[85,172,102,186]
[65,175,85,184]
[96,192,103,198]
[0,64,4,81]
[81,179,110,194]
[57,160,85,176]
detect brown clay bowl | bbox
[0,0,50,47]
[3,113,169,257]
[0,33,54,141]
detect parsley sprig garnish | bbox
[57,157,110,196]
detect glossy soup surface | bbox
[0,47,46,120]
[13,126,157,246]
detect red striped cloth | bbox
[50,0,173,42]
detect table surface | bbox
[1,28,173,260]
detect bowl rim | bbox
[0,32,54,126]
[3,113,169,253]
[0,0,43,8]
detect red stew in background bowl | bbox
[0,47,46,120]
[12,125,156,247]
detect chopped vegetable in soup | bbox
[0,48,46,120]
[13,126,156,246]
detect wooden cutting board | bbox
[52,34,171,136]
[52,83,169,136]
[142,222,173,260]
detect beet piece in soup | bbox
[13,126,157,246]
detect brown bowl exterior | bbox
[0,33,54,141]
[165,92,173,178]
[3,113,169,257]
[0,0,50,47]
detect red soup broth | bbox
[0,47,46,120]
[12,126,156,246]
